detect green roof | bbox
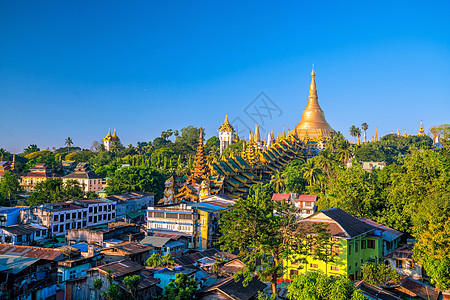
[126,209,146,219]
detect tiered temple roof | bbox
[191,128,208,183]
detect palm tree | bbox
[65,137,73,154]
[337,139,352,164]
[316,148,335,176]
[301,159,322,186]
[349,126,359,144]
[270,171,286,193]
[361,123,368,142]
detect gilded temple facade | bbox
[160,67,335,201]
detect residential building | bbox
[386,276,440,300]
[196,277,267,300]
[360,161,386,171]
[359,217,403,255]
[0,206,22,226]
[0,223,49,245]
[20,202,88,236]
[271,193,318,218]
[354,281,403,300]
[147,200,230,250]
[20,163,60,190]
[383,244,425,280]
[140,236,185,258]
[65,259,161,300]
[57,245,104,282]
[0,161,11,177]
[99,241,155,264]
[105,192,155,219]
[283,208,383,281]
[73,198,117,226]
[62,163,103,193]
[153,266,197,289]
[66,222,143,247]
[291,194,318,218]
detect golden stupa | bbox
[291,66,334,139]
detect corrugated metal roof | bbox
[0,244,64,261]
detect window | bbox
[66,213,70,220]
[53,225,58,232]
[348,245,352,255]
[331,245,339,256]
[310,263,318,268]
[83,211,87,217]
[94,216,97,223]
[367,240,375,249]
[153,212,164,218]
[361,240,366,249]
[54,215,59,222]
[112,213,115,219]
[89,216,92,223]
[355,242,358,253]
[331,266,339,271]
[89,207,93,213]
[83,221,87,227]
[36,231,40,237]
[78,212,81,219]
[99,206,102,212]
[60,214,64,222]
[72,213,76,219]
[396,260,403,269]
[60,224,64,232]
[166,213,178,219]
[331,238,339,242]
[65,223,70,230]
[290,269,298,277]
[410,261,417,269]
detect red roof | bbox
[294,195,317,202]
[0,244,64,261]
[271,193,291,201]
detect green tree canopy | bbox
[162,273,198,300]
[287,271,367,300]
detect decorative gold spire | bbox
[191,127,208,183]
[397,129,401,136]
[375,127,379,142]
[218,114,235,133]
[404,129,407,137]
[254,124,261,144]
[282,126,286,139]
[357,136,361,146]
[291,65,334,139]
[11,154,15,171]
[249,131,253,143]
[103,128,112,141]
[418,120,426,136]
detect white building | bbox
[62,163,103,193]
[105,192,154,219]
[0,223,49,245]
[218,114,235,154]
[73,199,117,226]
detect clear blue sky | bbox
[1,1,449,153]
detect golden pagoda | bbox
[404,129,407,137]
[291,66,334,139]
[418,120,426,136]
[103,128,112,141]
[191,127,208,183]
[374,127,379,142]
[254,125,261,144]
[218,114,235,133]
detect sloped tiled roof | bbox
[303,207,376,239]
[0,244,64,261]
[197,277,266,300]
[271,193,291,201]
[93,259,144,278]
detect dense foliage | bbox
[219,183,332,296]
[287,271,367,300]
[161,273,198,300]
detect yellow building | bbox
[284,208,383,281]
[20,163,60,190]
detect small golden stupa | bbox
[291,66,334,139]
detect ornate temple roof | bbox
[291,66,334,139]
[218,114,235,133]
[103,128,120,141]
